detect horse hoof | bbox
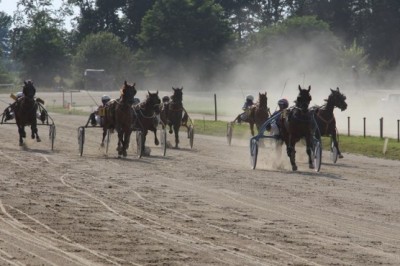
[339,154,344,159]
[169,130,173,134]
[155,140,159,146]
[309,164,314,169]
[19,142,23,146]
[31,134,35,139]
[292,165,298,171]
[100,143,105,148]
[37,138,41,142]
[122,151,127,157]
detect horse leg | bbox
[122,130,131,157]
[332,132,343,158]
[250,122,255,136]
[306,136,314,169]
[168,122,173,134]
[18,125,24,146]
[100,128,107,147]
[286,137,297,171]
[173,124,180,148]
[117,130,124,157]
[31,123,41,142]
[153,128,159,146]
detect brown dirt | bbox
[0,112,399,265]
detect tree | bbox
[11,1,70,86]
[72,32,134,88]
[137,0,233,82]
[68,0,126,42]
[121,0,155,51]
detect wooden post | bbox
[397,120,399,142]
[363,117,366,138]
[380,117,383,139]
[214,93,217,121]
[347,116,350,136]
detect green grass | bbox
[195,119,400,160]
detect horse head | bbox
[146,90,161,114]
[258,92,267,108]
[120,81,137,104]
[328,87,347,111]
[295,85,312,112]
[171,87,183,103]
[23,80,36,99]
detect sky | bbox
[0,0,76,29]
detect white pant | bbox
[270,121,279,136]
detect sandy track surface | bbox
[0,113,399,265]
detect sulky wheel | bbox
[136,130,144,158]
[330,139,338,164]
[77,126,85,156]
[49,124,56,151]
[250,138,258,170]
[313,139,322,172]
[188,125,194,149]
[160,127,167,156]
[226,122,233,146]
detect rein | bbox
[316,109,335,133]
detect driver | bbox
[89,95,111,126]
[270,98,289,138]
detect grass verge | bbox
[194,119,400,160]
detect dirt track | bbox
[0,112,399,265]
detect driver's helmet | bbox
[278,98,289,109]
[16,91,24,98]
[101,95,111,105]
[162,96,170,103]
[245,95,254,102]
[133,98,140,105]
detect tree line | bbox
[0,0,398,89]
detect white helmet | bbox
[246,95,254,101]
[16,92,24,98]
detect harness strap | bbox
[317,111,335,133]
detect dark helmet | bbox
[278,98,289,109]
[162,96,170,103]
[101,95,111,105]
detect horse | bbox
[160,87,187,148]
[14,80,41,146]
[310,87,347,158]
[250,92,270,135]
[102,81,137,157]
[233,92,270,136]
[133,91,161,153]
[279,85,314,171]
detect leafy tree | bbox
[11,1,70,86]
[137,0,233,81]
[121,0,155,51]
[72,32,134,88]
[68,0,125,42]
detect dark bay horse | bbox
[133,91,161,152]
[102,81,137,157]
[310,87,347,158]
[14,80,41,146]
[160,87,186,148]
[250,92,270,135]
[279,85,314,171]
[233,92,270,136]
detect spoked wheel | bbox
[330,140,338,164]
[136,130,144,158]
[160,127,167,156]
[77,126,85,156]
[313,139,322,172]
[49,124,56,151]
[188,125,194,149]
[250,138,258,170]
[226,122,233,145]
[105,129,111,155]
